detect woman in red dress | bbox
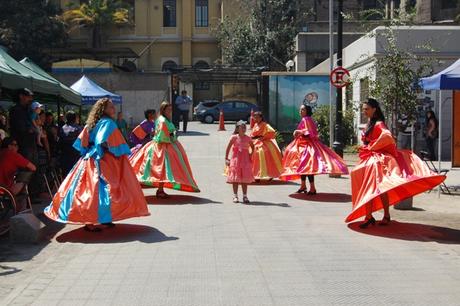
[280,105,348,194]
[347,98,446,228]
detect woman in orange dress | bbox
[347,98,446,228]
[130,101,199,198]
[44,98,150,232]
[250,112,283,181]
[280,105,348,194]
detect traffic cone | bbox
[218,111,226,131]
[249,109,255,129]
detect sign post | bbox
[330,67,351,89]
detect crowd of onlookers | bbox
[0,88,84,209]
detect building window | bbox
[194,82,210,91]
[163,0,177,27]
[162,60,178,72]
[195,0,208,27]
[441,0,456,9]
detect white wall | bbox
[117,90,167,126]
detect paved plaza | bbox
[1,122,460,306]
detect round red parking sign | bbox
[330,67,351,88]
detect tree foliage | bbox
[313,105,355,147]
[0,0,67,69]
[63,0,131,48]
[368,23,435,135]
[214,0,311,69]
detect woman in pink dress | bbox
[225,121,255,204]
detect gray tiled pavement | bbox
[1,122,460,306]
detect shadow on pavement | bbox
[348,221,460,244]
[248,201,290,207]
[177,131,210,136]
[250,180,297,186]
[145,195,222,205]
[0,265,21,276]
[289,192,352,203]
[56,224,178,244]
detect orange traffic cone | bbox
[249,109,255,129]
[218,111,226,131]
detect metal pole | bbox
[438,90,442,198]
[333,0,343,156]
[329,0,334,148]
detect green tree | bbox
[63,0,130,48]
[0,0,67,69]
[215,0,312,69]
[368,24,435,135]
[313,105,355,147]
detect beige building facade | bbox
[54,0,249,104]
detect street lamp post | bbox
[333,0,344,157]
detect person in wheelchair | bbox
[0,137,36,210]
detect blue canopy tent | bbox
[419,58,460,193]
[70,75,122,105]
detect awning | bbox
[0,47,60,95]
[419,58,460,90]
[20,57,81,106]
[70,75,122,105]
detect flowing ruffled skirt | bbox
[346,149,446,222]
[130,141,200,192]
[45,154,150,224]
[280,137,349,181]
[252,139,283,179]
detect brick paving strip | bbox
[1,122,460,306]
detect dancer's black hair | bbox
[301,105,313,117]
[364,98,385,137]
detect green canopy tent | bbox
[20,57,81,106]
[0,58,30,89]
[0,47,60,95]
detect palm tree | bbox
[62,0,130,48]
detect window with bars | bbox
[195,0,208,27]
[163,0,177,27]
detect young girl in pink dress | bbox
[225,121,255,203]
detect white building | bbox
[309,25,460,160]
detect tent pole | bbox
[438,90,442,198]
[57,97,61,120]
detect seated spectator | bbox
[0,137,36,197]
[58,113,66,127]
[0,114,8,142]
[44,112,59,160]
[59,111,82,176]
[129,109,156,147]
[38,111,50,161]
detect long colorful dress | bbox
[129,119,155,147]
[44,117,150,224]
[280,116,349,181]
[250,121,283,179]
[227,134,255,184]
[346,122,446,222]
[130,115,199,192]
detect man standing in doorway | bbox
[175,90,193,133]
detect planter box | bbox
[394,197,413,210]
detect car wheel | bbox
[204,115,214,124]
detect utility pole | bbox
[328,0,334,148]
[333,0,343,157]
